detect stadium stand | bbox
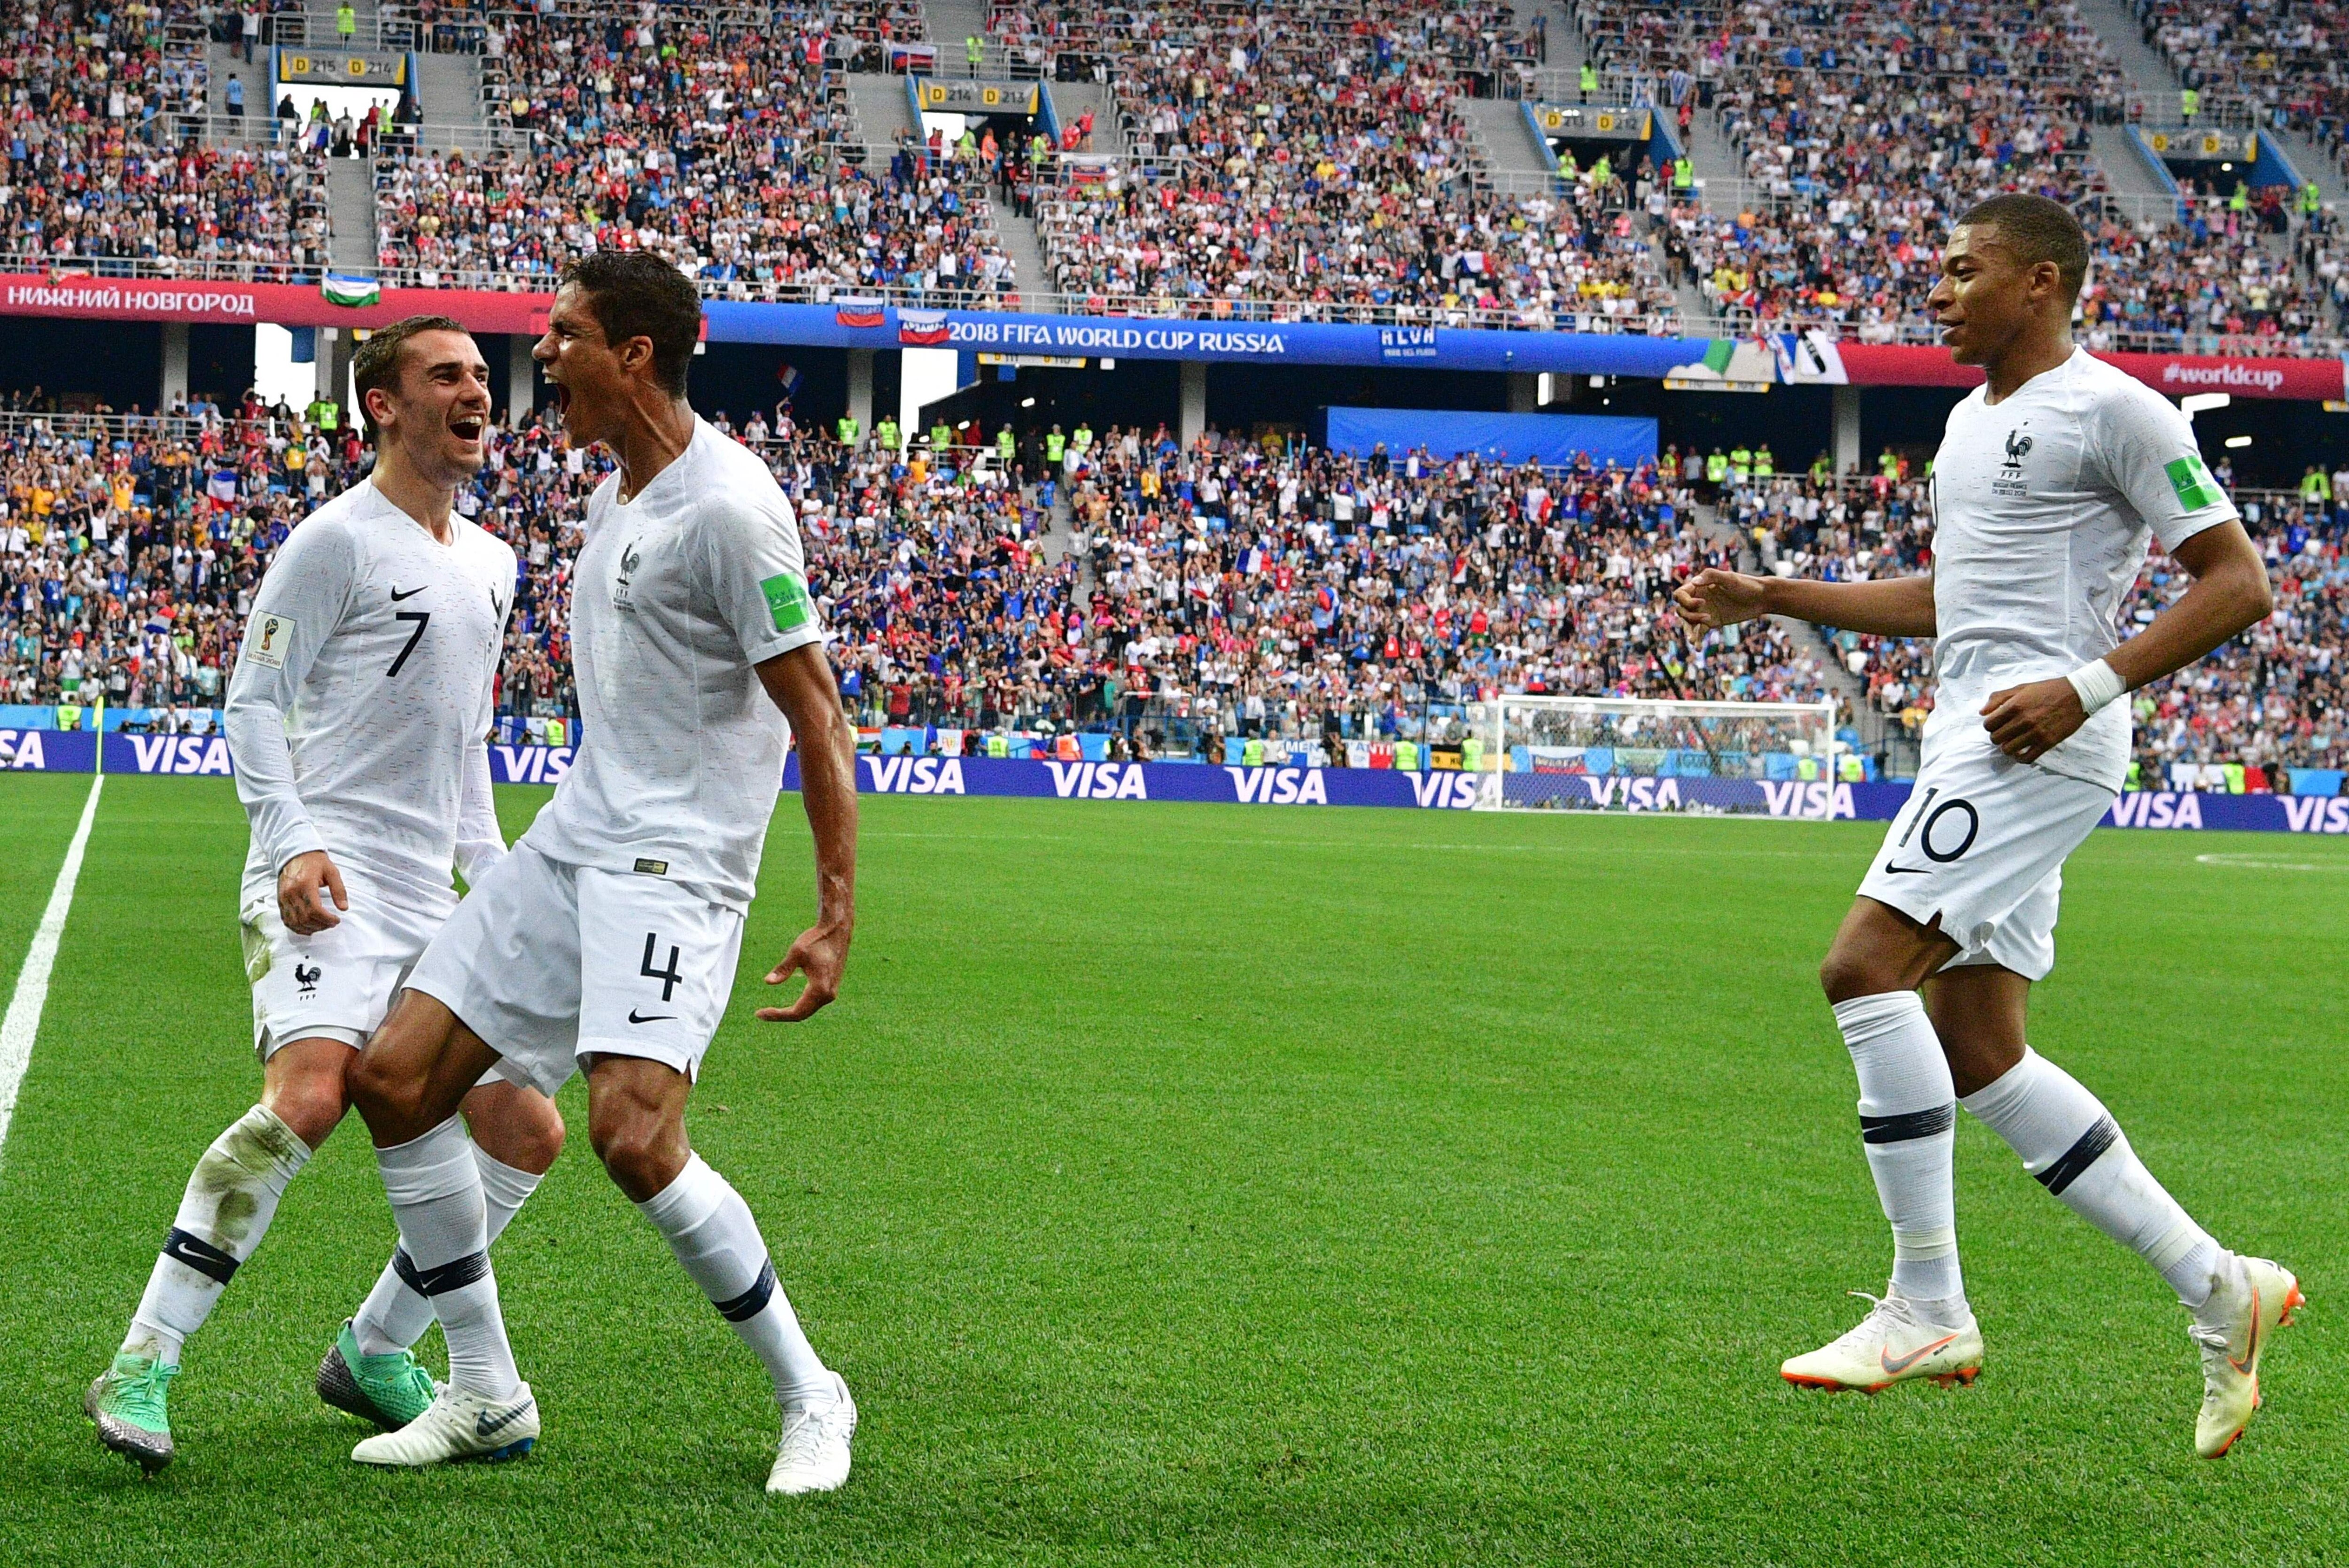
[0,400,2335,772]
[1000,0,1676,326]
[0,1,330,281]
[1587,0,2347,355]
[1714,460,2349,778]
[0,403,1843,753]
[0,0,2343,780]
[367,7,1019,301]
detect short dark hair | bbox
[559,250,702,396]
[1956,194,2089,301]
[352,314,470,438]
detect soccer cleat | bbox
[766,1371,857,1495]
[1781,1289,1983,1393]
[85,1351,179,1473]
[350,1382,538,1467]
[2191,1255,2305,1459]
[317,1319,440,1431]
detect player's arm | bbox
[1673,567,1938,637]
[1981,395,2271,764]
[754,643,856,1023]
[223,521,355,934]
[1979,520,2271,762]
[697,491,855,1022]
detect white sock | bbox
[1960,1047,2224,1309]
[374,1117,520,1398]
[353,1146,543,1358]
[124,1105,311,1365]
[636,1154,832,1408]
[1833,992,1965,1314]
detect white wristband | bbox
[2065,658,2127,716]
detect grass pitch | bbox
[1,774,2345,1567]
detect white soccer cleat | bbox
[2191,1255,2304,1459]
[1781,1289,1983,1393]
[350,1382,539,1467]
[766,1372,856,1495]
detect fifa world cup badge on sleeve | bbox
[2166,454,2224,511]
[762,572,813,633]
[245,613,295,669]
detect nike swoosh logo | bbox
[475,1403,530,1437]
[1881,862,1929,875]
[628,1010,677,1024]
[390,585,426,601]
[1880,1333,1958,1375]
[2230,1283,2262,1375]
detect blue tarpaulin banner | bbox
[1320,407,1658,467]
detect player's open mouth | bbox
[553,383,573,416]
[450,416,484,442]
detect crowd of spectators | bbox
[369,5,1017,300]
[1023,3,1673,325]
[0,402,601,727]
[813,424,1840,748]
[377,130,1014,300]
[1,390,2337,778]
[1712,463,2348,776]
[1579,0,2349,355]
[0,0,329,280]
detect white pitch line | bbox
[0,774,105,1164]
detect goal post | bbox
[1470,696,1843,815]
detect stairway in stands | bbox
[2075,0,2344,209]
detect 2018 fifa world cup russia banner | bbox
[0,738,2338,835]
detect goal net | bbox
[1470,696,1842,815]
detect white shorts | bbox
[1854,729,2115,982]
[404,841,747,1099]
[240,864,455,1059]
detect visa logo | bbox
[492,745,575,784]
[1045,761,1144,800]
[866,756,969,794]
[1226,766,1327,805]
[126,734,234,775]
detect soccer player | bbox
[1673,194,2297,1458]
[86,318,567,1472]
[333,252,863,1492]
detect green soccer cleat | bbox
[85,1351,178,1473]
[317,1319,440,1431]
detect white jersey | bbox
[519,417,823,910]
[225,479,516,901]
[1928,347,2236,791]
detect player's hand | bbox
[1672,568,1772,629]
[756,918,851,1022]
[278,849,348,935]
[1981,678,2089,764]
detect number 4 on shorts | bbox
[640,933,683,1001]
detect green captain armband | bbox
[761,571,814,633]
